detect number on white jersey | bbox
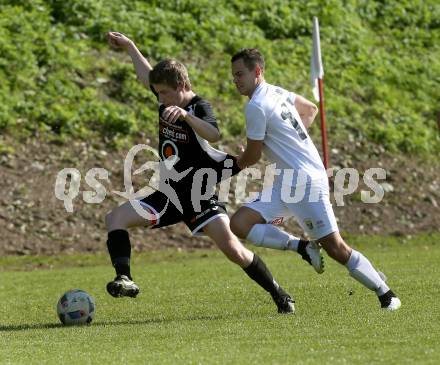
[280,97,307,140]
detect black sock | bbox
[297,239,311,263]
[243,254,286,298]
[106,229,132,279]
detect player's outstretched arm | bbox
[107,31,153,88]
[294,95,318,129]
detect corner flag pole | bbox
[311,16,329,169]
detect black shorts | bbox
[138,190,227,235]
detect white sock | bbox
[246,224,300,251]
[346,249,389,296]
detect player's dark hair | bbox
[231,48,265,71]
[150,59,192,90]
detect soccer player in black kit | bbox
[105,31,302,313]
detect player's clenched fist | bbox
[162,106,188,124]
[107,31,133,49]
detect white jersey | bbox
[245,81,327,184]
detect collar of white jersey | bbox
[249,80,267,100]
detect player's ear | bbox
[177,81,186,92]
[255,65,262,77]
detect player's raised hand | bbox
[107,31,133,50]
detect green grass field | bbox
[1,235,439,364]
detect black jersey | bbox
[150,87,240,198]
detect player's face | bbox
[153,83,185,107]
[232,59,258,97]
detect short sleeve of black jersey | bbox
[194,99,219,130]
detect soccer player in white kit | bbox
[229,48,401,311]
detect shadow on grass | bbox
[0,313,260,332]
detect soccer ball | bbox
[57,289,95,325]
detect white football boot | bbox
[106,275,140,298]
[379,290,401,311]
[296,240,325,274]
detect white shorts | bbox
[244,178,338,240]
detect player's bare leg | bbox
[230,207,324,273]
[204,215,294,314]
[318,231,401,311]
[202,215,253,267]
[104,201,153,298]
[106,201,153,231]
[229,206,265,239]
